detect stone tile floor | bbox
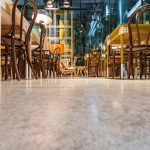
[0,78,150,150]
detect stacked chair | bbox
[32,23,51,78]
[50,47,61,78]
[108,4,150,79]
[125,4,150,79]
[1,0,62,80]
[1,0,38,80]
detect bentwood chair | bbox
[88,49,101,77]
[32,23,51,78]
[50,47,61,78]
[1,0,38,80]
[125,4,150,79]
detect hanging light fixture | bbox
[45,0,54,8]
[64,0,70,8]
[33,9,52,25]
[45,0,59,10]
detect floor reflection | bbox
[0,78,150,150]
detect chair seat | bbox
[60,61,76,76]
[32,51,40,56]
[2,37,25,47]
[125,45,150,52]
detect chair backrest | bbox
[11,0,19,37]
[20,0,38,43]
[11,0,37,42]
[53,47,61,60]
[32,23,47,61]
[53,47,61,54]
[39,23,47,50]
[60,61,68,70]
[128,4,150,48]
[37,23,47,59]
[88,50,101,65]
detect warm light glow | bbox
[36,13,52,24]
[33,9,52,25]
[102,53,106,58]
[46,0,54,8]
[112,46,118,50]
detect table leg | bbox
[120,34,124,79]
[29,33,32,80]
[25,63,28,80]
[0,7,1,81]
[135,57,138,79]
[106,45,109,78]
[84,68,88,76]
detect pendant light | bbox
[64,0,70,8]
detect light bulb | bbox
[46,0,54,8]
[64,0,70,8]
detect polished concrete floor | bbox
[0,78,150,150]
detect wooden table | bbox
[105,24,150,79]
[76,66,88,76]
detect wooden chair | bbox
[1,0,38,80]
[125,4,150,79]
[60,61,76,76]
[32,23,51,78]
[1,47,11,80]
[50,47,61,78]
[88,49,101,77]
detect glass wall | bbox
[12,0,150,65]
[73,0,150,65]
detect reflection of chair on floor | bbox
[60,61,76,76]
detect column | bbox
[28,32,32,80]
[120,34,124,79]
[53,10,57,43]
[106,45,109,78]
[71,11,74,66]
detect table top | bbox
[106,24,150,45]
[76,66,86,69]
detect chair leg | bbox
[4,49,8,80]
[49,66,52,77]
[40,60,46,78]
[56,61,60,77]
[149,59,150,79]
[140,52,142,79]
[53,65,55,78]
[113,54,115,78]
[88,66,90,77]
[11,41,20,80]
[2,66,4,80]
[131,54,135,79]
[145,55,147,79]
[127,51,132,79]
[9,57,14,79]
[25,46,38,79]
